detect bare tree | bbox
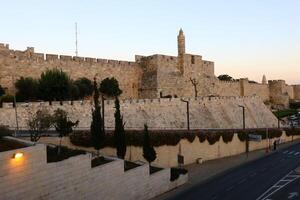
[27,109,53,142]
[190,78,199,98]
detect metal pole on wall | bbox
[101,95,105,134]
[181,99,190,131]
[12,75,19,136]
[239,105,247,156]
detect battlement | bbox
[0,43,9,49]
[1,95,259,109]
[0,43,137,67]
[268,80,286,85]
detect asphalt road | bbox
[167,143,300,200]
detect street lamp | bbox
[181,98,190,131]
[12,75,19,137]
[238,105,248,157]
[238,105,245,130]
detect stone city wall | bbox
[36,131,300,168]
[214,80,241,97]
[0,44,142,99]
[0,138,187,200]
[293,85,300,100]
[0,96,278,130]
[286,85,295,100]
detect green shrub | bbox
[273,109,298,119]
[170,168,188,181]
[197,132,206,143]
[268,129,283,138]
[15,77,39,101]
[0,85,5,97]
[285,128,300,136]
[222,132,234,143]
[0,126,11,138]
[206,132,221,145]
[1,94,14,102]
[290,102,300,109]
[237,132,247,142]
[183,132,196,143]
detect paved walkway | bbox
[153,140,300,200]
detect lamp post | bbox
[238,105,248,156]
[181,98,190,131]
[101,95,105,134]
[238,105,245,130]
[12,75,19,137]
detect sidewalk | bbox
[153,140,300,200]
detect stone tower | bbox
[262,75,267,84]
[177,28,185,74]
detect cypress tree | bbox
[114,97,126,159]
[143,124,156,165]
[90,78,104,156]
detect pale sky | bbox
[0,0,299,84]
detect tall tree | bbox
[114,97,126,159]
[143,124,156,165]
[99,77,122,97]
[27,109,53,142]
[74,77,93,99]
[217,74,234,81]
[52,108,79,155]
[39,68,71,103]
[0,85,5,97]
[90,78,104,156]
[15,77,39,101]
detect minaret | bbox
[177,28,185,74]
[262,75,267,84]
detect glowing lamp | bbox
[13,152,23,159]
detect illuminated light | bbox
[13,152,23,159]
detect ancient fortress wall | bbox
[0,44,142,99]
[268,80,290,106]
[245,83,269,101]
[136,54,215,98]
[0,138,187,200]
[286,85,295,99]
[293,85,300,100]
[0,96,278,130]
[213,80,269,102]
[214,80,241,97]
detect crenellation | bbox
[46,54,59,61]
[32,53,45,61]
[0,43,9,50]
[60,55,72,61]
[73,56,84,62]
[84,57,97,63]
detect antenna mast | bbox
[75,22,78,56]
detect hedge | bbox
[69,128,300,148]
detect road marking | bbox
[283,150,289,154]
[225,186,234,192]
[294,152,299,156]
[250,172,257,177]
[288,192,299,199]
[260,168,267,172]
[238,178,247,184]
[256,171,300,200]
[289,151,295,154]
